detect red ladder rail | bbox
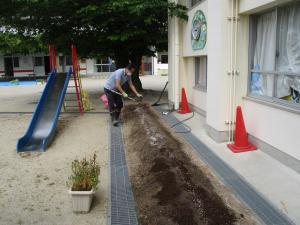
[71,45,84,115]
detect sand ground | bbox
[0,78,109,225]
[0,75,167,225]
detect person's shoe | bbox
[111,112,119,126]
[116,111,123,123]
[112,118,120,126]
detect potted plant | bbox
[67,153,100,213]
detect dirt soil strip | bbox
[122,103,259,225]
[155,106,296,225]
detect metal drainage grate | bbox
[108,121,139,225]
[155,107,295,225]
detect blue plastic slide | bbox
[17,69,72,152]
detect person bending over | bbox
[104,63,143,126]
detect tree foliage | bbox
[0,0,187,89]
[0,0,187,57]
[0,32,46,55]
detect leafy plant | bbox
[0,0,187,90]
[67,153,100,191]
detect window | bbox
[34,57,43,66]
[194,56,207,91]
[249,3,300,107]
[161,55,168,64]
[13,57,19,67]
[59,56,64,66]
[95,57,115,72]
[66,56,72,66]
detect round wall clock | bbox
[191,10,207,50]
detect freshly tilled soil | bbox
[122,103,255,225]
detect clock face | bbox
[191,10,207,50]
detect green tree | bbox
[0,0,187,90]
[0,32,46,55]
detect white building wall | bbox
[182,57,207,111]
[33,53,46,75]
[14,55,34,77]
[169,1,208,112]
[239,0,292,14]
[206,0,230,132]
[155,52,168,76]
[79,60,87,75]
[169,0,300,161]
[244,100,300,160]
[238,0,300,160]
[86,59,95,75]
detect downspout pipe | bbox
[228,0,234,142]
[227,0,239,142]
[174,16,180,110]
[232,0,239,141]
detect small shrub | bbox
[67,153,100,191]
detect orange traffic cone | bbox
[178,88,192,114]
[227,106,257,153]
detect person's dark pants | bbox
[104,88,123,120]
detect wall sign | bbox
[191,10,207,50]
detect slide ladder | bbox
[63,45,84,114]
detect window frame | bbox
[59,56,65,66]
[94,57,114,73]
[65,56,72,66]
[247,4,300,111]
[194,56,207,92]
[34,56,44,67]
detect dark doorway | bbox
[44,56,50,75]
[4,57,14,77]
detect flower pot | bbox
[69,188,96,213]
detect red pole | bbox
[71,45,83,115]
[53,46,57,69]
[48,45,53,71]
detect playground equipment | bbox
[17,45,85,152]
[17,69,72,152]
[63,45,84,114]
[48,44,57,71]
